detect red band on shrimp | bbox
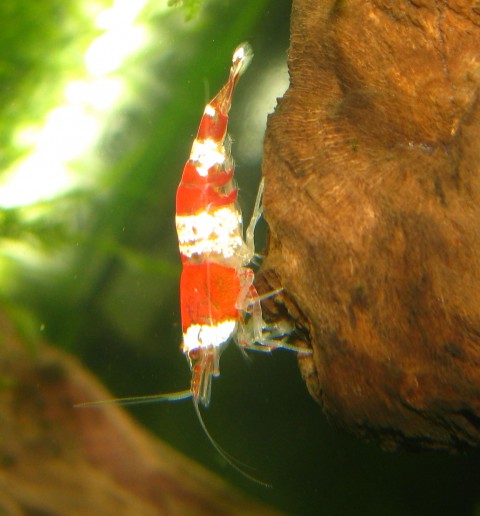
[176,184,238,216]
[180,261,240,331]
[197,108,228,142]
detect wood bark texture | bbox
[0,311,277,515]
[260,0,480,450]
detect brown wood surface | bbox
[260,0,480,451]
[0,311,278,515]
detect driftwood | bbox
[260,0,480,451]
[0,311,277,515]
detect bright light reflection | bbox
[85,27,146,77]
[39,106,98,161]
[96,0,149,30]
[0,154,71,208]
[65,78,123,110]
[0,0,151,209]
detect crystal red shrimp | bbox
[175,42,261,408]
[77,43,310,485]
[176,43,306,409]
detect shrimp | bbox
[175,42,259,408]
[77,43,310,485]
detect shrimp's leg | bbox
[236,277,312,355]
[245,178,264,263]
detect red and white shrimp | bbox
[175,42,268,408]
[78,43,308,484]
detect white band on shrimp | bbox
[176,206,244,259]
[189,139,225,177]
[183,320,237,352]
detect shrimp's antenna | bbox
[193,399,272,488]
[75,390,271,487]
[74,389,192,408]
